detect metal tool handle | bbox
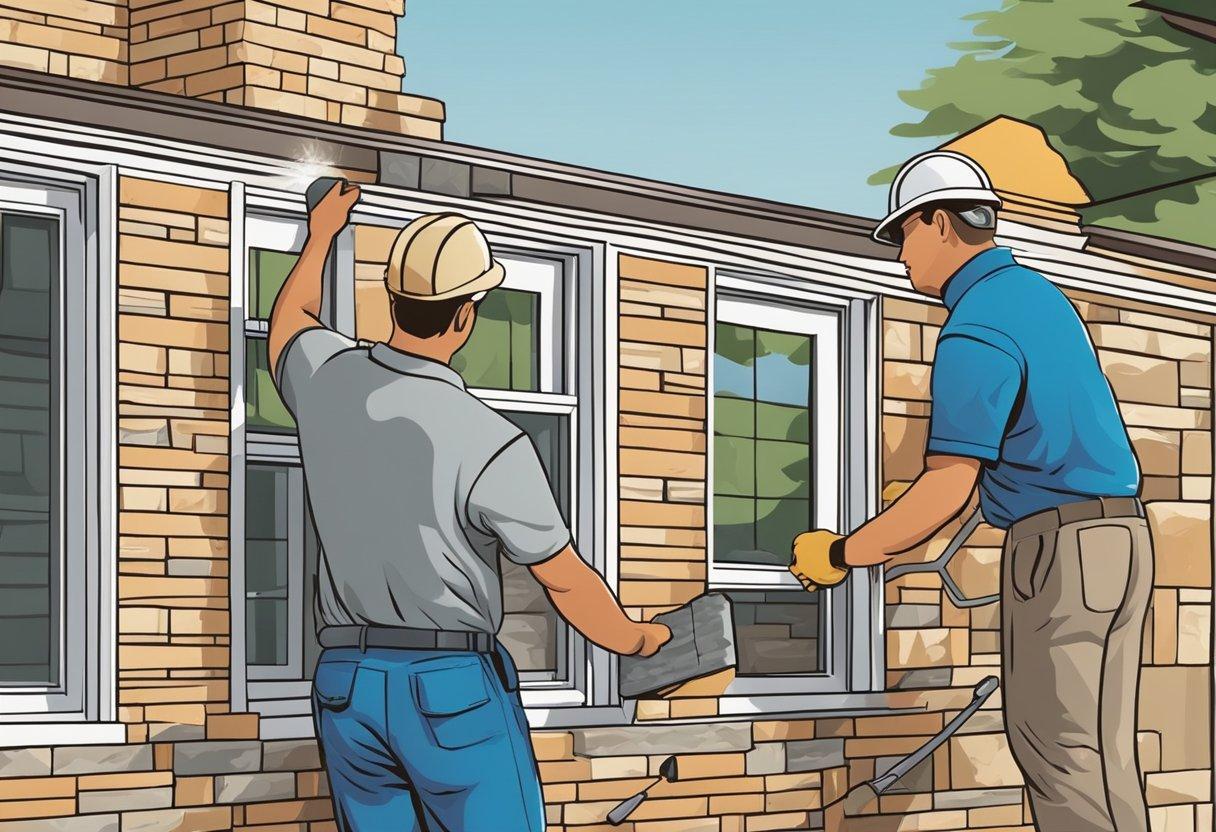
[870,675,999,795]
[607,792,646,826]
[884,507,999,608]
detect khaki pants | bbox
[1001,498,1153,832]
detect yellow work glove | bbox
[790,530,849,592]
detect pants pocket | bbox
[411,658,504,750]
[313,660,359,712]
[1077,525,1132,613]
[1011,533,1055,601]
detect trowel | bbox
[606,755,679,825]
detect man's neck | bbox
[385,331,456,365]
[934,241,997,297]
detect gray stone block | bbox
[215,771,296,804]
[619,593,736,698]
[119,422,169,447]
[885,603,942,629]
[471,166,511,197]
[955,710,1005,735]
[0,816,118,832]
[118,808,226,832]
[420,158,471,198]
[571,722,751,758]
[745,741,786,775]
[262,739,321,771]
[147,722,205,742]
[173,740,261,776]
[52,744,152,775]
[786,738,845,772]
[890,667,952,690]
[934,787,1024,810]
[78,786,172,814]
[0,746,50,777]
[378,151,421,189]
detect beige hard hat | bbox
[385,213,505,301]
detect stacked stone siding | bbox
[0,1,128,85]
[116,177,235,744]
[0,0,444,137]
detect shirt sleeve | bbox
[927,328,1024,463]
[466,434,572,566]
[274,327,357,416]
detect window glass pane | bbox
[713,320,814,569]
[727,590,823,675]
[0,213,59,686]
[495,410,568,676]
[452,289,539,392]
[246,340,295,431]
[246,465,290,667]
[249,249,299,320]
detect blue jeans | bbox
[311,641,544,832]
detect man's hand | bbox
[790,530,850,592]
[309,180,360,240]
[632,622,673,658]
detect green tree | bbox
[877,0,1216,247]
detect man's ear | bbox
[454,299,475,333]
[933,208,953,242]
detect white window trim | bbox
[0,165,116,740]
[708,270,883,701]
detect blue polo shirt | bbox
[926,247,1140,528]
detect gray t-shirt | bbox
[275,327,571,635]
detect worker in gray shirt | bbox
[269,181,671,832]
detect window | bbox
[0,175,110,726]
[449,254,581,695]
[711,291,871,695]
[236,216,348,728]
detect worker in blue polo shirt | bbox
[791,151,1151,832]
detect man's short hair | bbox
[390,294,471,339]
[913,200,998,246]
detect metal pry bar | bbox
[883,507,999,608]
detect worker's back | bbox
[277,328,569,635]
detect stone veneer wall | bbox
[0,0,445,138]
[0,227,1211,831]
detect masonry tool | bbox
[835,675,999,816]
[606,755,679,825]
[617,592,737,699]
[884,507,998,608]
[304,176,353,330]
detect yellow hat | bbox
[385,213,505,301]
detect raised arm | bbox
[268,180,360,381]
[529,546,671,657]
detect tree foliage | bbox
[878,0,1216,247]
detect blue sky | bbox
[397,1,985,219]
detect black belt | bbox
[318,625,494,653]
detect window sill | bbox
[0,721,126,749]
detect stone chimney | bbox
[942,117,1090,235]
[0,0,444,139]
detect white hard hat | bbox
[873,150,1002,245]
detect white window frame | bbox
[0,170,116,741]
[709,271,882,702]
[232,212,354,731]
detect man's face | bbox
[897,212,945,297]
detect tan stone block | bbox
[884,360,931,400]
[1090,324,1210,362]
[887,628,964,669]
[243,84,329,120]
[619,580,703,607]
[1150,804,1197,832]
[620,560,706,581]
[121,486,169,512]
[620,428,705,453]
[950,733,1022,789]
[1139,666,1211,769]
[620,448,704,480]
[854,711,944,737]
[620,317,705,349]
[530,731,573,761]
[121,606,170,634]
[1130,427,1182,477]
[206,712,258,739]
[0,776,75,800]
[0,40,51,72]
[1099,350,1179,406]
[1121,402,1210,431]
[1145,769,1211,806]
[1178,603,1210,665]
[884,297,946,325]
[619,254,707,289]
[620,500,704,528]
[1152,589,1179,664]
[1148,502,1211,587]
[621,477,664,501]
[883,320,921,361]
[668,698,718,719]
[0,798,78,820]
[119,342,168,375]
[752,721,814,742]
[1182,476,1212,501]
[1182,431,1211,475]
